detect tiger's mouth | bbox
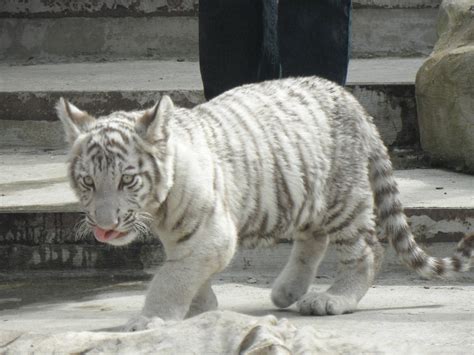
[93,226,128,243]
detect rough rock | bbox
[416,0,474,172]
[0,311,372,354]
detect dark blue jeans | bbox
[199,0,352,100]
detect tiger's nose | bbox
[94,207,119,230]
[96,221,119,230]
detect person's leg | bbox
[199,0,262,100]
[199,0,352,97]
[278,0,352,85]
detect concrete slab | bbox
[0,150,75,213]
[347,57,425,85]
[0,265,472,354]
[0,58,426,91]
[396,169,474,209]
[0,16,200,63]
[0,58,423,148]
[351,8,437,58]
[354,0,441,8]
[1,0,199,18]
[0,61,203,92]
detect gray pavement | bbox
[0,61,203,93]
[0,264,472,354]
[0,58,424,92]
[347,58,425,85]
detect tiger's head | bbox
[57,96,175,246]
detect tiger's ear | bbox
[56,98,95,145]
[136,95,174,142]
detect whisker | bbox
[131,213,152,240]
[74,214,93,241]
[137,212,154,222]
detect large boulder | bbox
[416,0,474,172]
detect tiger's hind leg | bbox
[271,231,329,309]
[298,207,378,316]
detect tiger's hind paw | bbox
[297,292,357,316]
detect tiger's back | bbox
[169,77,375,247]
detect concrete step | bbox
[0,0,440,62]
[1,0,440,17]
[0,145,472,272]
[0,57,424,153]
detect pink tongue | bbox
[93,227,123,242]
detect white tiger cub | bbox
[57,77,472,330]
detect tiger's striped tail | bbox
[368,137,473,278]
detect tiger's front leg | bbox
[125,208,237,330]
[142,250,220,321]
[186,280,218,318]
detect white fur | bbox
[58,77,471,331]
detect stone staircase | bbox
[1,0,439,63]
[1,0,473,275]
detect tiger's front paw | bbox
[122,315,164,332]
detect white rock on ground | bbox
[1,310,367,355]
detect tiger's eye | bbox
[122,174,135,185]
[83,176,94,187]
